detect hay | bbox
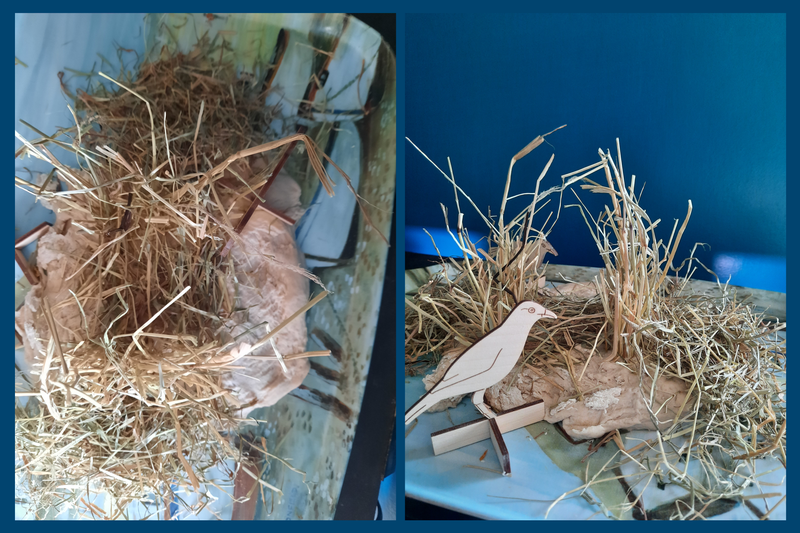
[405,130,786,519]
[15,35,378,519]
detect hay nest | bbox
[405,129,785,518]
[14,37,380,520]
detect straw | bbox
[15,33,379,520]
[404,130,786,519]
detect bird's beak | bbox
[542,309,557,320]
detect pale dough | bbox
[15,170,311,416]
[422,341,688,439]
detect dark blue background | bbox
[406,13,786,291]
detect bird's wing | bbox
[434,328,498,382]
[430,347,504,399]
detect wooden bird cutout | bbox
[405,300,556,426]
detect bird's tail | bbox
[404,390,442,426]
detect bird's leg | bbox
[472,389,496,419]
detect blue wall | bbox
[406,13,785,292]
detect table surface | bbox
[404,375,786,520]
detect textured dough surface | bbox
[16,169,311,416]
[485,344,688,438]
[219,202,310,414]
[15,201,100,370]
[215,166,310,415]
[423,343,687,439]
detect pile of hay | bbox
[14,37,375,519]
[405,129,786,519]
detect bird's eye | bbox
[527,307,537,314]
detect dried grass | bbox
[14,35,373,519]
[405,130,786,519]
